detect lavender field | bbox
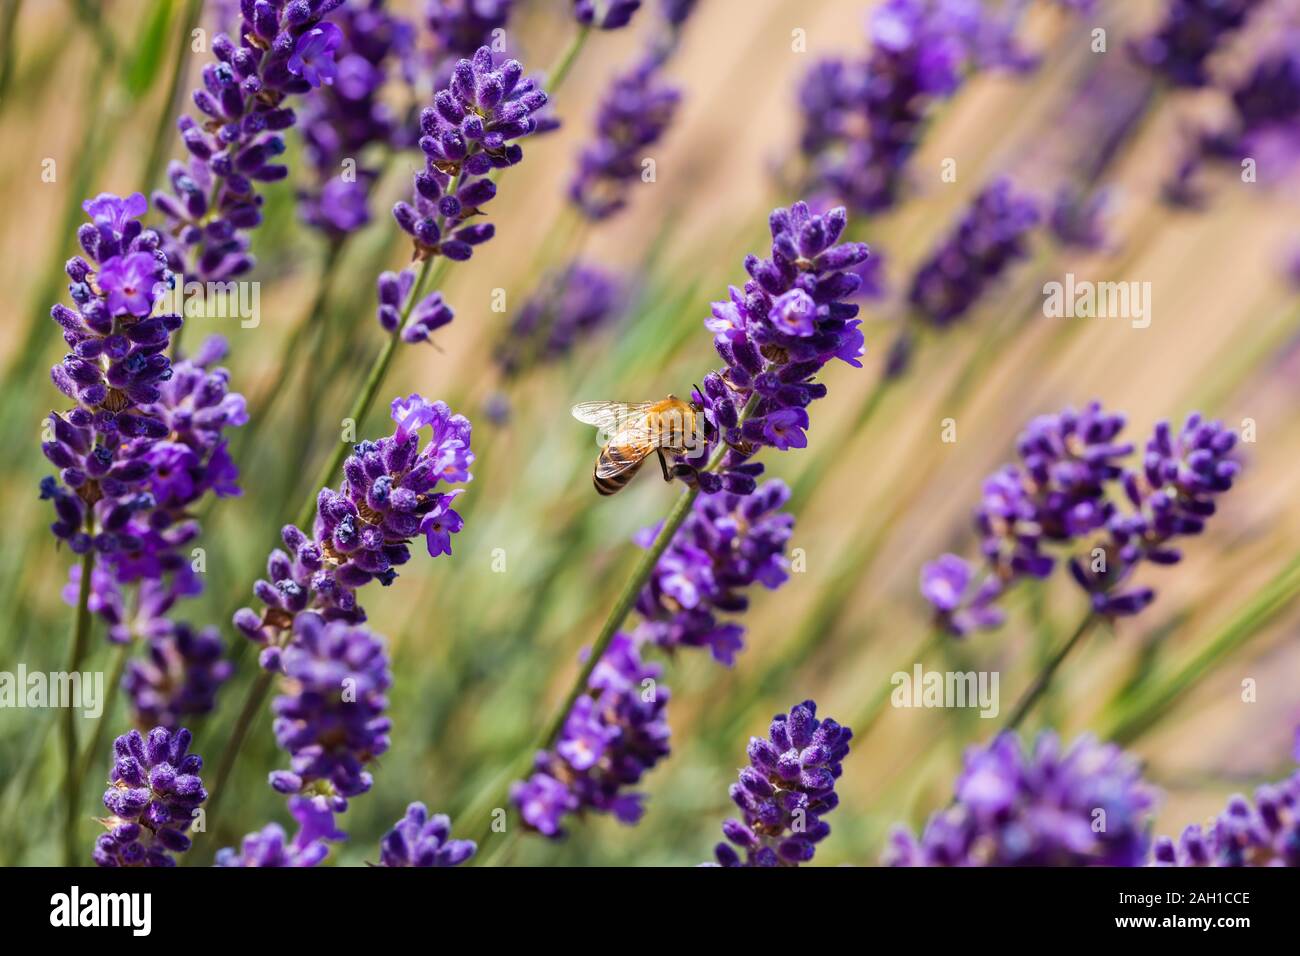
[0,0,1298,872]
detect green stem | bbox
[464,395,761,854]
[294,254,439,529]
[547,25,590,90]
[139,0,204,193]
[0,0,23,109]
[62,546,96,867]
[202,670,273,841]
[1001,612,1097,734]
[78,642,130,781]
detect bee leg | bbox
[656,449,673,482]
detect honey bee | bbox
[572,395,705,495]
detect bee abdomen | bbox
[594,447,645,495]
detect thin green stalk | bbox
[546,25,589,90]
[294,254,439,529]
[1103,552,1300,744]
[139,0,204,193]
[1001,612,1097,734]
[202,670,273,839]
[78,642,130,780]
[0,0,23,108]
[62,546,96,867]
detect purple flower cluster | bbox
[1202,41,1300,179]
[42,192,247,620]
[887,732,1155,866]
[569,53,681,220]
[634,480,794,666]
[493,262,624,379]
[393,46,549,261]
[379,802,476,866]
[155,0,347,280]
[797,0,1024,214]
[1049,186,1111,251]
[690,201,869,495]
[920,405,1240,635]
[94,727,206,867]
[427,0,513,60]
[574,0,641,30]
[511,634,670,838]
[267,612,392,808]
[907,178,1040,329]
[122,622,233,730]
[1130,0,1264,89]
[216,794,346,866]
[1154,771,1300,867]
[376,269,455,344]
[235,394,471,665]
[298,1,416,236]
[712,700,852,866]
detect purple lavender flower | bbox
[711,699,852,866]
[511,634,670,838]
[687,201,869,496]
[1154,770,1300,867]
[569,53,681,220]
[919,403,1241,636]
[634,480,794,665]
[298,2,416,236]
[392,46,548,261]
[94,727,206,867]
[659,0,697,26]
[427,0,513,59]
[379,802,476,866]
[887,732,1155,866]
[155,0,348,281]
[907,178,1040,329]
[122,622,233,730]
[377,269,456,343]
[1201,40,1300,181]
[42,194,244,612]
[1049,185,1111,251]
[63,565,202,645]
[574,0,641,30]
[1131,0,1264,89]
[797,0,1026,214]
[267,612,392,808]
[216,795,346,866]
[493,262,624,379]
[1070,413,1240,617]
[235,394,472,665]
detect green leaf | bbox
[123,0,175,100]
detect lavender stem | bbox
[1002,612,1098,733]
[61,545,95,867]
[76,642,128,782]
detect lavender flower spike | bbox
[687,201,870,497]
[94,727,206,867]
[711,699,852,866]
[155,1,349,281]
[920,404,1239,636]
[393,46,549,262]
[235,394,472,667]
[887,732,1155,866]
[297,1,416,236]
[569,52,681,221]
[1154,771,1300,867]
[427,1,515,61]
[574,0,641,30]
[634,480,794,665]
[216,794,346,866]
[1130,0,1264,89]
[267,612,392,810]
[510,634,670,838]
[379,803,476,866]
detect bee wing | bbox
[596,433,656,479]
[571,401,654,434]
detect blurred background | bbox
[1,0,1298,866]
